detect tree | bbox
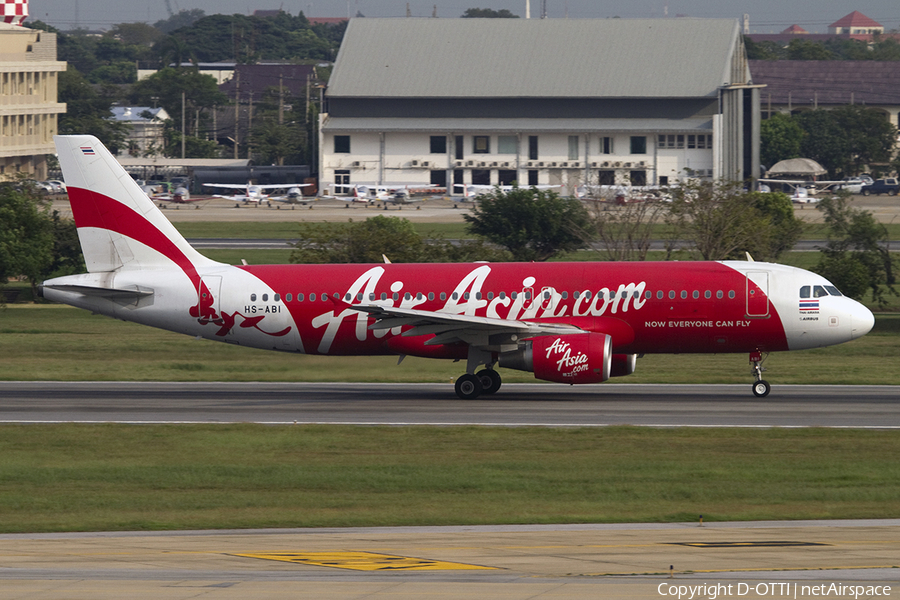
[463,187,590,261]
[793,107,897,177]
[0,182,55,296]
[290,216,511,264]
[461,8,519,17]
[585,198,672,261]
[745,191,804,261]
[760,112,803,169]
[786,39,833,60]
[130,67,228,157]
[815,195,895,305]
[667,180,801,261]
[831,105,897,175]
[57,67,129,152]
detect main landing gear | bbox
[455,369,502,400]
[750,350,770,397]
[454,347,502,399]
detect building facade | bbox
[0,23,66,180]
[321,18,760,196]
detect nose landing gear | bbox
[750,350,770,397]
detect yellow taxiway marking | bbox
[234,551,497,571]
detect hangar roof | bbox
[328,18,746,99]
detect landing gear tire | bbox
[752,380,771,398]
[476,369,502,395]
[455,373,483,400]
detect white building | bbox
[320,18,760,196]
[110,106,169,157]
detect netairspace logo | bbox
[657,582,892,599]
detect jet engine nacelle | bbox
[499,333,612,384]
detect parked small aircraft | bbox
[202,182,312,204]
[43,136,875,399]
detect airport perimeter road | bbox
[1,382,898,427]
[0,521,898,599]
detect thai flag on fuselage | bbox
[799,299,819,312]
[80,146,95,156]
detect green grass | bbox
[0,424,897,533]
[1,305,898,384]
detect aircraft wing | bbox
[202,183,248,190]
[350,304,584,348]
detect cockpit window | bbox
[800,286,810,299]
[814,285,828,298]
[824,286,843,297]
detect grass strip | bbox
[0,424,898,533]
[1,306,898,384]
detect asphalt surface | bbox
[1,521,898,599]
[1,382,898,427]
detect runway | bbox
[0,382,898,427]
[1,521,898,599]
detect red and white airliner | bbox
[43,136,875,399]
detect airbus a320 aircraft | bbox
[43,136,875,399]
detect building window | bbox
[528,170,538,186]
[630,170,646,186]
[430,169,447,187]
[498,135,517,154]
[455,135,464,160]
[658,135,685,149]
[599,136,613,154]
[430,135,447,154]
[334,135,350,153]
[630,136,647,154]
[473,136,490,154]
[528,136,538,160]
[568,135,579,160]
[598,170,615,185]
[498,169,516,186]
[472,169,490,185]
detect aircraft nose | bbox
[850,302,875,340]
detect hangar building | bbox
[320,18,760,196]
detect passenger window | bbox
[250,294,257,301]
[428,292,435,301]
[692,291,699,299]
[274,293,280,302]
[285,293,292,302]
[680,291,687,299]
[452,292,459,300]
[381,293,387,301]
[669,291,675,299]
[716,290,723,299]
[297,293,304,302]
[440,292,447,301]
[814,285,828,298]
[800,286,811,299]
[728,291,735,299]
[657,290,663,299]
[393,293,399,301]
[262,293,269,301]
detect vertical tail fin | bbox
[54,135,220,273]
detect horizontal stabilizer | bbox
[42,283,153,300]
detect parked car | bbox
[45,179,67,193]
[838,178,864,194]
[860,178,899,196]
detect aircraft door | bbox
[746,271,769,318]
